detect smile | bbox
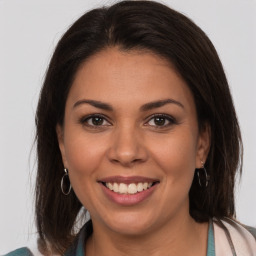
[98,176,160,205]
[104,182,154,194]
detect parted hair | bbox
[35,0,242,253]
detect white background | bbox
[0,0,255,253]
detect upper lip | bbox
[98,176,160,184]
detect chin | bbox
[99,211,160,236]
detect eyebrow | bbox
[73,98,184,111]
[140,99,184,111]
[73,99,113,111]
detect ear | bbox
[196,122,211,168]
[56,124,68,168]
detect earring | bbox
[61,168,72,195]
[197,161,210,187]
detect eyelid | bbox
[79,113,112,127]
[144,113,177,127]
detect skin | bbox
[57,47,211,256]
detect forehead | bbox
[67,47,195,112]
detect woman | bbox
[5,1,256,255]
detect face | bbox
[57,48,210,236]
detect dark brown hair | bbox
[35,0,242,253]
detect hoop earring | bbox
[197,161,210,187]
[61,168,72,195]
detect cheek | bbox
[148,131,198,184]
[63,130,107,184]
[63,132,106,209]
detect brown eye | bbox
[153,117,166,126]
[146,114,176,128]
[91,117,104,126]
[81,115,111,127]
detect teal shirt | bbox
[5,220,216,256]
[4,248,33,256]
[207,219,215,256]
[65,220,216,256]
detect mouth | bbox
[99,176,160,195]
[102,181,159,195]
[98,176,160,206]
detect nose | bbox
[107,125,148,167]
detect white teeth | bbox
[147,182,153,188]
[113,183,119,192]
[143,182,148,190]
[137,183,144,192]
[119,183,128,194]
[108,183,113,190]
[105,182,154,194]
[128,183,137,194]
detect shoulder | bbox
[245,225,256,238]
[221,218,256,241]
[3,248,34,256]
[214,218,256,255]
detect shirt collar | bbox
[65,219,215,256]
[64,220,93,256]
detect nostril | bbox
[106,135,148,166]
[110,156,144,167]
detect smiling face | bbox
[57,47,210,236]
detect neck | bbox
[85,214,209,256]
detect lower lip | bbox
[100,183,158,206]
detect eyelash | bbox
[145,114,177,128]
[79,114,111,129]
[79,113,177,129]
